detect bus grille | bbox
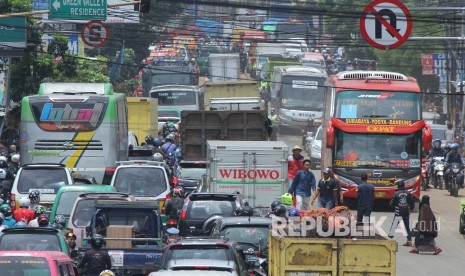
[337,71,407,80]
[34,140,103,150]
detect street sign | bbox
[0,17,27,48]
[421,54,433,76]
[49,0,107,20]
[81,20,110,47]
[360,0,412,50]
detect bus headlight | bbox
[335,175,356,186]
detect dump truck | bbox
[127,97,158,142]
[180,110,269,161]
[203,80,259,110]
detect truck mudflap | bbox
[108,249,163,275]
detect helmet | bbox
[11,154,20,164]
[280,193,293,205]
[274,204,287,217]
[38,215,49,227]
[451,143,460,150]
[0,205,11,217]
[34,205,46,216]
[445,144,451,151]
[0,156,7,162]
[153,153,164,162]
[91,234,105,249]
[153,138,161,148]
[145,135,154,145]
[29,190,41,203]
[0,160,7,169]
[173,187,184,197]
[18,197,30,208]
[165,134,175,142]
[65,232,77,240]
[289,208,299,217]
[234,206,254,216]
[54,215,66,227]
[15,221,27,228]
[433,139,441,148]
[100,270,115,276]
[271,200,281,212]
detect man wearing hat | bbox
[163,228,180,246]
[389,179,417,247]
[311,168,337,209]
[355,173,375,224]
[288,145,304,189]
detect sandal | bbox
[434,248,442,255]
[409,248,419,254]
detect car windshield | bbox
[72,199,94,227]
[168,246,230,261]
[56,191,85,216]
[222,226,269,247]
[0,256,50,276]
[17,168,69,194]
[159,110,180,117]
[0,233,61,251]
[188,201,235,219]
[113,167,167,197]
[431,127,446,141]
[179,168,205,180]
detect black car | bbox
[177,193,246,236]
[210,216,271,271]
[156,237,256,275]
[128,147,154,161]
[174,161,207,195]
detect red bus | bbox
[322,71,432,206]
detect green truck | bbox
[260,57,301,93]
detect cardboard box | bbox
[106,226,134,248]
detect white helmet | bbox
[153,153,164,162]
[99,271,115,276]
[0,156,7,162]
[11,154,20,164]
[19,197,30,208]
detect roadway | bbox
[278,131,464,276]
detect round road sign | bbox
[360,0,412,50]
[81,20,110,48]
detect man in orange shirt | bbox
[288,145,304,189]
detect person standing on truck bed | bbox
[288,159,316,211]
[355,173,375,224]
[78,234,112,276]
[389,179,417,247]
[287,145,304,189]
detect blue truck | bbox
[79,200,163,275]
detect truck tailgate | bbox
[108,248,163,270]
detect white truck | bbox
[208,53,240,83]
[204,140,288,213]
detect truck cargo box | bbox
[269,234,397,276]
[203,80,259,110]
[180,110,268,161]
[127,97,158,142]
[208,53,240,83]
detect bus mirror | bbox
[423,124,432,152]
[326,122,334,148]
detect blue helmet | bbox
[289,208,299,217]
[450,143,460,150]
[153,138,161,148]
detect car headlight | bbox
[404,176,420,186]
[335,175,356,186]
[453,168,460,173]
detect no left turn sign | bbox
[81,20,110,48]
[360,0,412,50]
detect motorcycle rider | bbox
[163,121,178,137]
[164,187,185,222]
[13,197,34,223]
[28,205,46,227]
[8,153,20,177]
[429,139,445,184]
[265,200,281,218]
[0,205,16,228]
[444,143,465,189]
[78,234,112,276]
[0,157,15,181]
[28,190,41,211]
[161,134,178,161]
[142,135,156,152]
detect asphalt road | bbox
[278,131,464,276]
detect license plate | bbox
[375,192,385,198]
[245,254,258,261]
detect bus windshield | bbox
[334,131,422,168]
[151,91,197,106]
[335,91,421,120]
[281,75,325,109]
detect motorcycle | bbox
[447,162,462,197]
[432,157,445,190]
[421,159,429,191]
